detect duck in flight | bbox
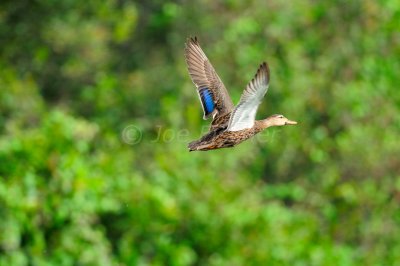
[185,37,297,151]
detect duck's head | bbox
[263,114,297,127]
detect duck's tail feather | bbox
[188,140,200,151]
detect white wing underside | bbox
[227,62,270,132]
[227,94,266,131]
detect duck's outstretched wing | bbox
[227,62,270,131]
[185,37,234,120]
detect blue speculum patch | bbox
[200,88,214,114]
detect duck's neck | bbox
[254,117,276,133]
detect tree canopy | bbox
[0,1,399,265]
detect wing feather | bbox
[227,62,270,131]
[185,37,234,120]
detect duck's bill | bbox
[285,120,298,125]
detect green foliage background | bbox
[1,0,400,265]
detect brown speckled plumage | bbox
[185,37,297,152]
[188,121,263,151]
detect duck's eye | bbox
[279,115,284,118]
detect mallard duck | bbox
[185,37,297,151]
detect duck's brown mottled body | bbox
[184,37,297,152]
[189,121,264,151]
[210,112,231,130]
